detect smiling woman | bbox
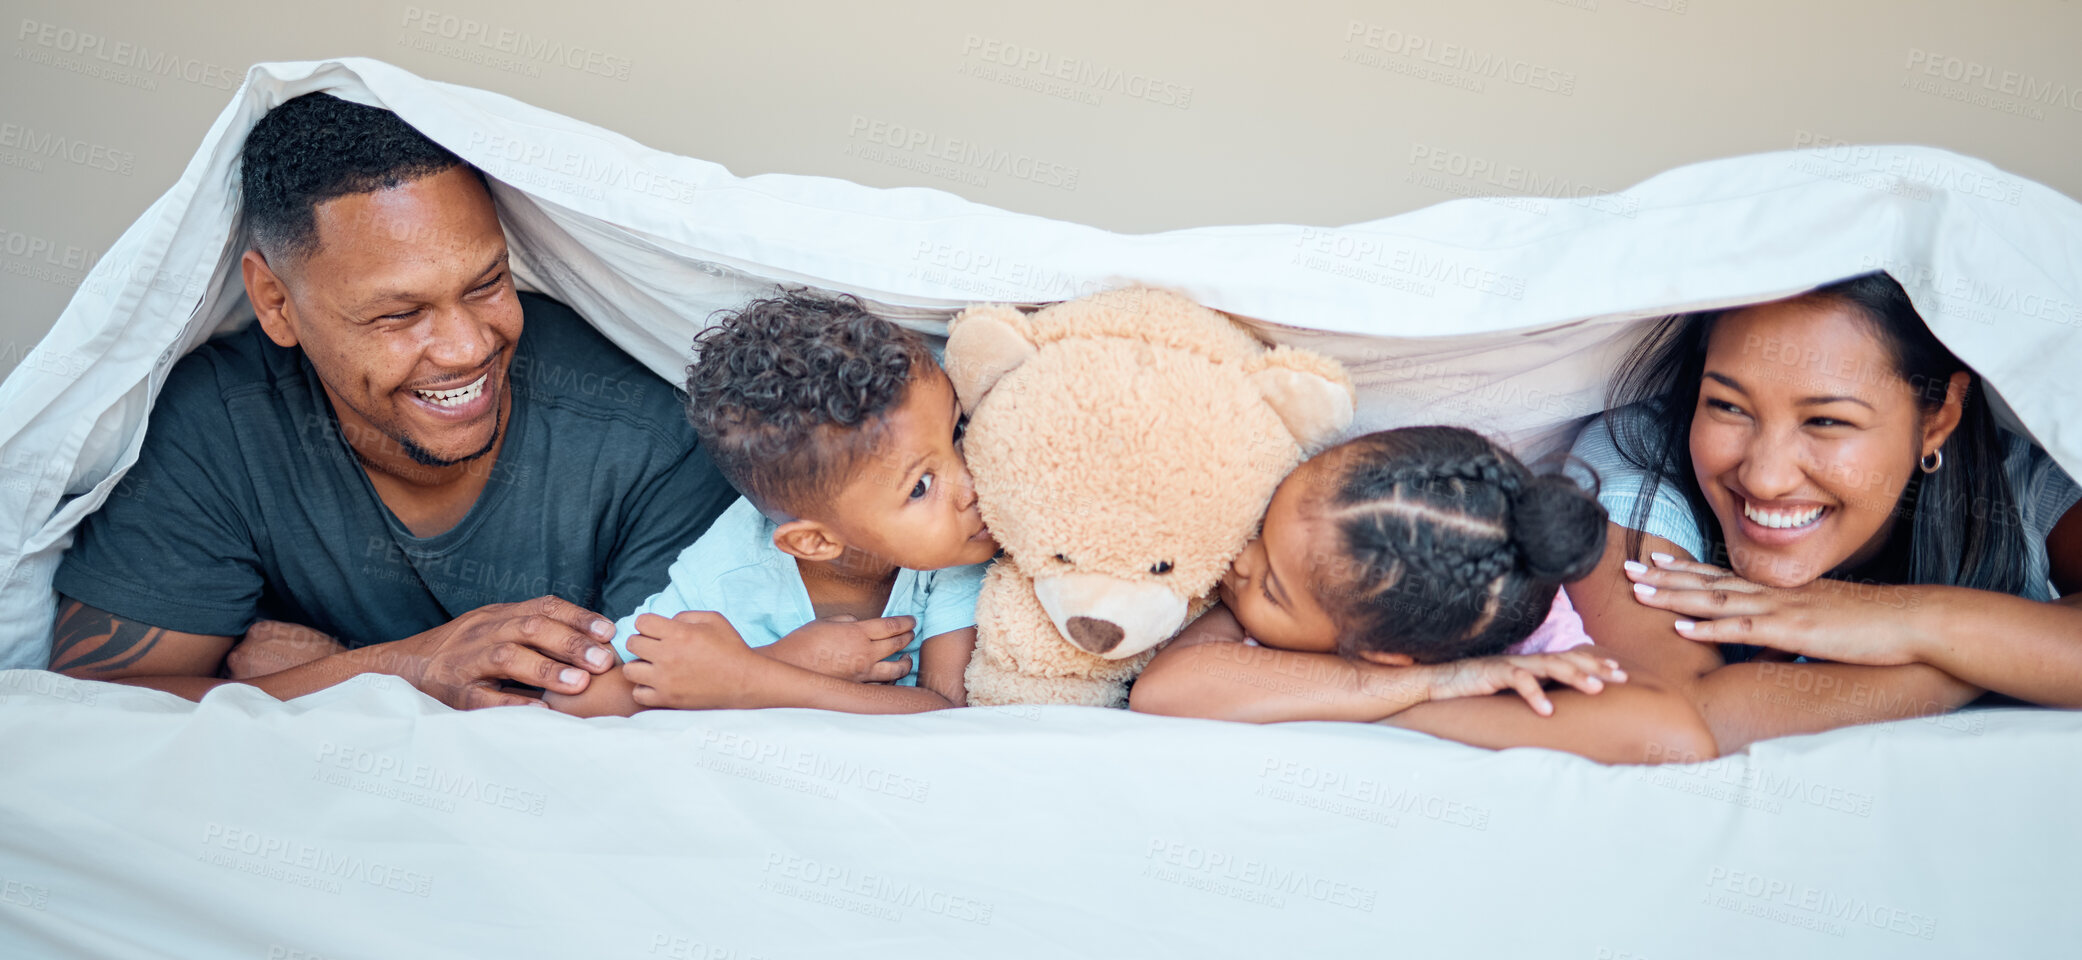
[1564,272,2082,751]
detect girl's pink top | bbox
[1505,587,1592,655]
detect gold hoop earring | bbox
[1920,450,1943,474]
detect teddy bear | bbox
[947,288,1356,707]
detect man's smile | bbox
[402,360,501,424]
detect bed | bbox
[0,58,2077,957]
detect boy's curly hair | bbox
[684,290,938,515]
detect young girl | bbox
[1131,426,1719,765]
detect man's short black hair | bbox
[240,92,473,263]
[684,290,938,517]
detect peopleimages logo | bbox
[400,6,634,80]
[1904,48,2082,112]
[845,116,1081,190]
[1342,20,1577,96]
[0,121,136,175]
[958,35,1193,109]
[14,19,240,89]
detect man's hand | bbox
[759,615,916,683]
[623,611,772,710]
[394,595,618,710]
[225,621,349,680]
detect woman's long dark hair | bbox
[1607,271,2028,593]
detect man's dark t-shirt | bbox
[54,293,733,646]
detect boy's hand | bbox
[1408,651,1629,717]
[624,611,772,710]
[760,615,916,683]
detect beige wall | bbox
[3,0,2078,379]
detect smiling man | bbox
[45,93,734,708]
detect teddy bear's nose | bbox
[1066,617,1125,654]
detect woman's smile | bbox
[1729,488,1833,547]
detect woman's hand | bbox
[1621,553,1929,666]
[1401,650,1629,717]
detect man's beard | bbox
[394,401,504,468]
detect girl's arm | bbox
[1130,607,1436,723]
[1130,608,1686,764]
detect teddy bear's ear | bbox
[1248,346,1356,452]
[945,303,1039,413]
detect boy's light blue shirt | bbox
[612,497,989,686]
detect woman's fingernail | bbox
[559,668,584,686]
[1623,560,1647,575]
[1585,677,1603,691]
[1632,582,1657,597]
[1611,669,1628,682]
[1650,553,1674,565]
[1673,620,1696,632]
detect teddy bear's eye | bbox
[1054,553,1072,564]
[1150,561,1174,575]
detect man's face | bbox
[259,166,522,468]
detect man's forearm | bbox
[116,642,426,703]
[1696,661,1979,753]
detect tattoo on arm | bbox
[50,600,169,675]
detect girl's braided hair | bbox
[1319,427,1607,663]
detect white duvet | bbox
[0,59,2077,957]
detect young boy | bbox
[547,291,997,716]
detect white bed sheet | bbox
[0,59,2078,957]
[2,671,2074,958]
